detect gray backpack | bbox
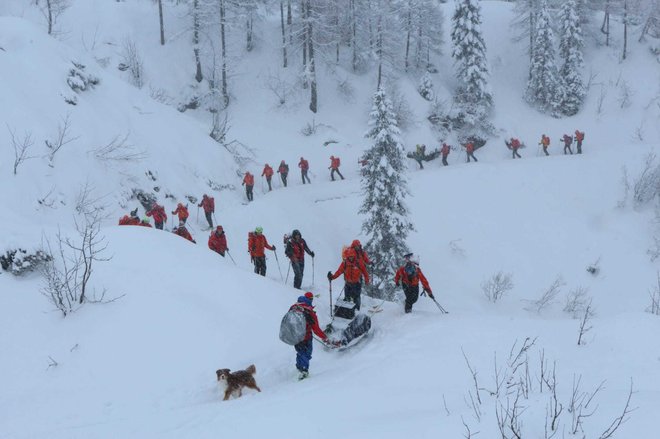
[279,306,308,345]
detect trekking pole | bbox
[273,250,284,281]
[226,250,237,265]
[213,212,218,226]
[431,296,449,314]
[285,261,291,285]
[329,279,333,319]
[312,257,315,288]
[196,206,200,224]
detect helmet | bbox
[304,292,314,300]
[298,295,312,306]
[216,225,224,233]
[351,239,361,248]
[142,217,150,223]
[300,156,304,160]
[404,252,413,260]
[330,155,335,159]
[292,229,301,238]
[255,226,263,234]
[265,163,269,167]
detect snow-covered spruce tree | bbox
[450,0,493,133]
[360,87,413,301]
[525,0,562,116]
[418,72,434,100]
[559,0,585,116]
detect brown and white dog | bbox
[216,364,261,401]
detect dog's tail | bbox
[246,364,256,375]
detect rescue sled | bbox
[325,298,372,349]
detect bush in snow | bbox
[67,62,99,93]
[0,248,52,276]
[481,271,513,303]
[417,72,434,101]
[119,38,145,89]
[647,272,660,316]
[631,152,660,207]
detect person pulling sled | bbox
[327,248,369,310]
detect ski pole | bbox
[196,206,199,224]
[285,261,291,285]
[226,250,236,265]
[312,257,315,288]
[273,250,284,281]
[213,212,218,225]
[329,279,333,319]
[431,297,449,314]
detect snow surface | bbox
[1,1,660,438]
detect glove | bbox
[327,271,333,281]
[311,251,315,258]
[272,245,276,251]
[428,292,435,299]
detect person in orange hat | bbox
[327,248,369,310]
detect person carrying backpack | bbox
[327,248,369,310]
[394,253,432,313]
[118,208,140,226]
[173,222,196,243]
[351,239,371,266]
[298,157,311,184]
[285,229,315,289]
[288,292,333,380]
[146,203,167,230]
[465,142,478,163]
[243,171,255,201]
[198,194,215,229]
[441,143,451,166]
[172,203,189,225]
[414,144,427,169]
[262,164,274,191]
[539,134,550,156]
[574,130,585,154]
[506,137,522,159]
[208,225,228,257]
[248,226,275,276]
[562,134,574,155]
[329,156,344,181]
[278,160,289,187]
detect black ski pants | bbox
[344,282,362,310]
[281,173,288,187]
[155,221,164,230]
[564,145,573,155]
[442,154,449,166]
[291,261,305,289]
[512,149,521,159]
[576,140,582,154]
[254,256,266,276]
[467,152,478,162]
[403,283,420,313]
[301,170,311,184]
[204,211,213,229]
[266,176,272,191]
[246,185,254,201]
[542,146,549,156]
[330,168,344,181]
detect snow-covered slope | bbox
[2,1,660,438]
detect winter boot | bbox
[298,370,309,380]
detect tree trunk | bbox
[376,17,383,89]
[280,1,288,67]
[193,0,203,82]
[246,13,254,52]
[302,0,307,70]
[601,0,610,46]
[46,0,53,35]
[306,0,317,112]
[287,0,293,48]
[350,0,357,71]
[622,0,628,60]
[158,0,165,45]
[220,0,229,106]
[404,10,411,71]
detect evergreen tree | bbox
[559,0,585,116]
[525,0,561,116]
[360,87,413,301]
[450,0,493,131]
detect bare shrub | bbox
[524,276,565,313]
[45,113,79,166]
[300,118,334,136]
[7,124,36,175]
[41,211,111,316]
[481,271,514,303]
[120,38,145,89]
[631,152,660,207]
[265,71,294,107]
[617,80,634,109]
[577,299,595,346]
[91,132,148,163]
[563,286,590,318]
[646,272,660,315]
